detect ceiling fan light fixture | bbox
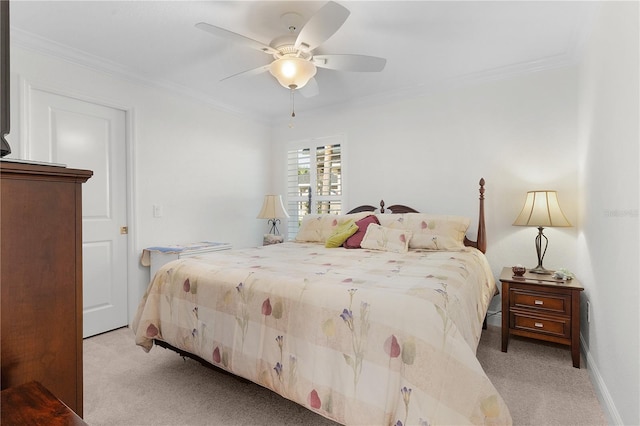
[269,57,317,90]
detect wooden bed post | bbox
[477,178,486,254]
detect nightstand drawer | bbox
[510,288,571,315]
[511,311,570,339]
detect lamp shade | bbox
[269,56,317,90]
[513,190,571,227]
[257,195,290,220]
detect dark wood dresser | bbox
[1,381,88,425]
[1,160,92,416]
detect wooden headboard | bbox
[346,178,487,253]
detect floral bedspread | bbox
[133,243,511,425]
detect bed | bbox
[132,179,512,425]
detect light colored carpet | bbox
[476,326,606,426]
[83,325,606,425]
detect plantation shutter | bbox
[286,136,343,239]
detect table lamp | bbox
[513,190,571,274]
[257,195,289,235]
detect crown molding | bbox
[273,3,599,125]
[10,27,270,125]
[12,18,591,128]
[273,49,580,126]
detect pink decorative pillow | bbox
[344,215,380,249]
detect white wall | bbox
[270,5,640,423]
[271,66,581,312]
[7,5,637,421]
[7,46,272,320]
[576,2,639,424]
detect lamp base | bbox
[529,265,553,275]
[267,218,281,235]
[1,136,11,157]
[530,226,552,274]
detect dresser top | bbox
[1,159,92,182]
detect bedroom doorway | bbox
[28,88,129,338]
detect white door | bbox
[29,88,128,337]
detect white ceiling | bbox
[9,1,598,123]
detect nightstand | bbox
[500,267,584,368]
[263,234,284,246]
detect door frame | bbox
[19,76,138,327]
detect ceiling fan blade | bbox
[295,2,350,51]
[220,64,270,82]
[195,22,278,55]
[299,77,319,98]
[313,54,387,72]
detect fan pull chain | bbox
[289,88,296,128]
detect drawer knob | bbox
[534,322,544,328]
[534,300,544,305]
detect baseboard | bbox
[580,333,623,425]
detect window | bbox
[286,136,344,239]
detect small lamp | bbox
[513,190,571,274]
[257,195,290,235]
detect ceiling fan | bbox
[195,1,387,97]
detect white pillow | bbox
[360,224,412,253]
[294,215,325,242]
[403,213,470,250]
[295,212,370,243]
[376,213,407,229]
